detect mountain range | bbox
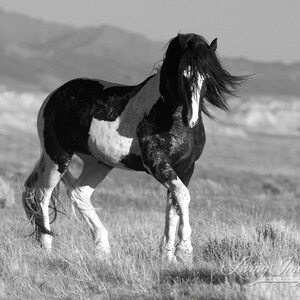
[1,8,300,97]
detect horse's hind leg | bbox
[23,153,68,249]
[62,157,112,257]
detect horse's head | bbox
[160,33,247,127]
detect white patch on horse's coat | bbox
[189,75,204,128]
[88,72,161,167]
[183,67,205,128]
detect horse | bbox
[22,33,246,263]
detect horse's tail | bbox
[22,154,59,237]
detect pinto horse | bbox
[22,33,246,262]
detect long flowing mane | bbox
[164,33,248,118]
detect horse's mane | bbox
[164,33,248,118]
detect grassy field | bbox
[0,98,300,299]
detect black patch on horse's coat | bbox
[137,101,206,183]
[43,76,154,172]
[137,97,175,135]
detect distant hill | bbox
[0,8,163,92]
[0,8,300,97]
[0,8,73,45]
[223,58,300,97]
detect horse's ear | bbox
[178,34,188,50]
[210,38,218,52]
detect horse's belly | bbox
[87,117,139,166]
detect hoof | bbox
[41,234,53,251]
[161,248,177,263]
[165,253,176,263]
[175,251,193,265]
[175,242,193,265]
[95,247,111,261]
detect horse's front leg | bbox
[160,190,180,261]
[142,157,194,263]
[165,176,193,264]
[138,129,195,263]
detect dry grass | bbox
[1,168,300,299]
[0,176,15,208]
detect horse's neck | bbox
[159,68,182,110]
[126,69,180,119]
[132,71,161,115]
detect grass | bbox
[1,163,300,299]
[1,201,300,299]
[0,176,14,208]
[0,109,300,298]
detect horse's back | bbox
[38,76,159,171]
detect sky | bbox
[0,0,299,63]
